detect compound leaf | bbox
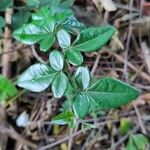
[73,77,139,118]
[17,64,58,92]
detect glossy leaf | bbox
[52,72,68,98]
[32,7,55,32]
[66,49,83,66]
[26,0,61,8]
[73,93,100,118]
[17,64,58,92]
[60,0,74,7]
[75,66,90,90]
[0,75,17,103]
[88,77,139,108]
[64,16,85,30]
[0,0,12,11]
[40,35,55,52]
[57,29,71,49]
[49,50,64,71]
[13,24,48,45]
[73,77,139,118]
[52,111,74,125]
[72,26,116,52]
[12,10,31,29]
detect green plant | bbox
[126,134,148,150]
[0,75,18,104]
[12,6,139,127]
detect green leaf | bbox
[12,10,31,29]
[66,49,83,66]
[132,134,149,150]
[17,64,58,92]
[49,50,64,71]
[64,16,85,30]
[13,24,48,45]
[40,35,55,52]
[73,77,139,118]
[60,0,74,7]
[32,7,55,32]
[52,72,68,98]
[52,111,74,125]
[72,26,116,52]
[88,77,139,108]
[57,29,71,49]
[26,0,61,8]
[73,93,100,118]
[0,16,5,29]
[0,75,17,103]
[126,134,148,150]
[119,118,132,134]
[126,137,137,150]
[0,0,12,11]
[75,66,90,90]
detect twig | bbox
[123,0,134,81]
[31,45,47,64]
[133,103,147,134]
[68,128,74,150]
[1,7,13,77]
[113,53,150,82]
[39,119,119,150]
[141,42,150,74]
[0,125,37,149]
[91,53,101,76]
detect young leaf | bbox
[73,77,139,118]
[17,64,58,92]
[49,50,64,71]
[13,24,48,45]
[40,35,55,52]
[52,111,74,125]
[0,75,17,103]
[126,134,148,150]
[57,29,71,49]
[119,118,132,134]
[32,7,55,32]
[72,26,116,52]
[66,49,83,66]
[75,66,90,90]
[132,134,149,150]
[52,72,68,98]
